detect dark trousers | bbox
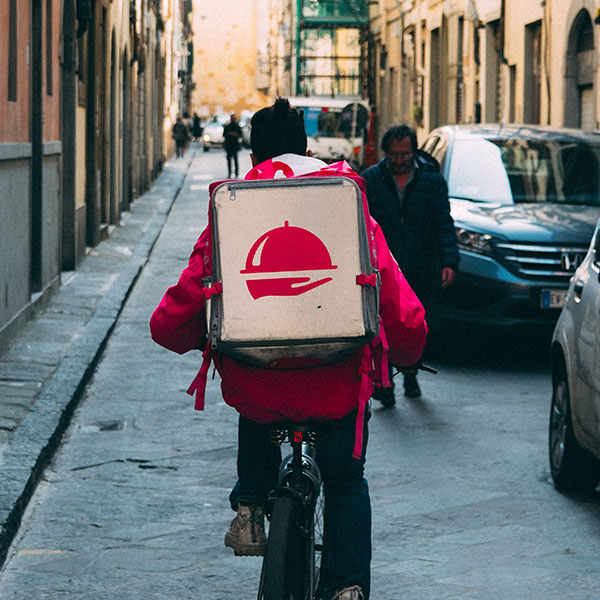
[226,150,239,177]
[229,411,372,599]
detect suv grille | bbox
[494,242,588,281]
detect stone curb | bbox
[0,159,189,567]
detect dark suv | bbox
[422,124,600,329]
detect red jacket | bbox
[150,155,427,456]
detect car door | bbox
[571,222,600,451]
[591,228,600,451]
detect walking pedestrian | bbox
[150,98,428,600]
[362,124,459,402]
[192,112,203,141]
[223,113,242,178]
[172,116,190,158]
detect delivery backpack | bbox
[202,176,380,368]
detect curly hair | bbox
[381,125,417,153]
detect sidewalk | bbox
[0,154,192,566]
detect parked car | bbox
[548,217,600,491]
[239,110,254,148]
[421,124,600,329]
[202,114,229,151]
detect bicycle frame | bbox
[257,424,323,600]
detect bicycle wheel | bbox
[262,495,307,600]
[311,489,324,592]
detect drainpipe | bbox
[296,0,301,95]
[542,0,551,124]
[31,0,43,291]
[61,1,77,270]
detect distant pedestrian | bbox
[223,113,243,178]
[192,112,203,141]
[362,124,459,402]
[172,117,190,158]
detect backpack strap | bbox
[352,350,373,460]
[202,282,222,299]
[356,273,377,287]
[186,341,214,410]
[371,316,390,389]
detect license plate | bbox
[540,289,568,309]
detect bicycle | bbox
[255,364,437,600]
[257,422,324,600]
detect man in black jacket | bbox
[223,113,243,178]
[362,124,458,402]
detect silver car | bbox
[549,217,600,491]
[202,114,229,151]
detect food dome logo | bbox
[240,221,337,299]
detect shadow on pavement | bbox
[424,322,553,373]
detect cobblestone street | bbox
[1,148,599,599]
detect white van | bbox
[288,96,370,171]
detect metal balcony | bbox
[299,0,368,26]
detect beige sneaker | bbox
[224,504,266,556]
[330,586,364,600]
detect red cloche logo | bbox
[240,221,337,299]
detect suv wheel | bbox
[549,371,600,491]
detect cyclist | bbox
[150,98,427,600]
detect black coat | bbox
[362,151,459,278]
[223,121,242,152]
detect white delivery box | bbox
[205,177,379,367]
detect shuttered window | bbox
[8,0,17,101]
[46,0,53,96]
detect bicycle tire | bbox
[312,489,324,589]
[262,495,307,600]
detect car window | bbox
[430,136,448,166]
[421,135,440,156]
[447,138,600,205]
[209,115,228,126]
[298,104,368,139]
[447,139,512,203]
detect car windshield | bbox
[297,104,367,139]
[208,115,229,126]
[447,138,600,206]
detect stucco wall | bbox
[0,2,31,142]
[191,0,269,115]
[43,1,62,141]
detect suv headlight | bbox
[455,228,493,254]
[202,133,211,143]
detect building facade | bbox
[190,0,371,116]
[368,0,600,152]
[190,0,270,117]
[266,0,370,99]
[0,0,192,350]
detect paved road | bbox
[0,148,599,599]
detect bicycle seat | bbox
[268,421,322,433]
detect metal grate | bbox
[494,242,588,280]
